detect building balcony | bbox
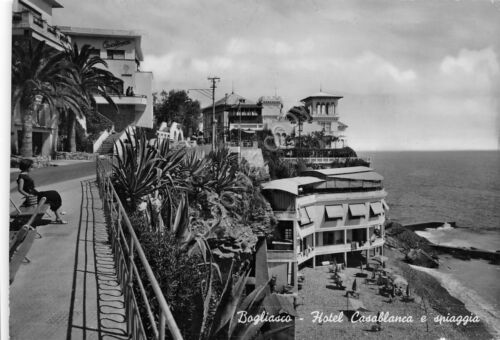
[272,211,296,221]
[94,95,147,107]
[297,237,384,264]
[228,141,258,148]
[315,243,350,255]
[12,11,71,50]
[311,114,339,122]
[297,248,315,265]
[229,123,263,130]
[267,250,294,261]
[283,156,370,165]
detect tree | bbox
[11,40,81,157]
[62,43,122,152]
[154,90,201,137]
[286,105,312,149]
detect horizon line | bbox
[356,149,499,152]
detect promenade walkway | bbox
[10,177,128,340]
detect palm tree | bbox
[286,105,312,150]
[63,43,122,152]
[12,40,80,157]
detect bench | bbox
[9,198,47,284]
[10,198,50,228]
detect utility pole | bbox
[208,76,220,150]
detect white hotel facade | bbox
[261,166,388,292]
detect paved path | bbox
[9,178,127,340]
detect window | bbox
[325,205,344,220]
[89,48,100,58]
[299,207,311,226]
[284,228,293,241]
[107,49,125,59]
[370,202,384,217]
[382,199,390,211]
[324,231,335,245]
[348,204,366,218]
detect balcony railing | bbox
[96,157,182,340]
[94,95,147,106]
[273,210,296,220]
[229,123,263,130]
[12,11,71,49]
[297,247,315,264]
[267,250,294,261]
[297,237,384,264]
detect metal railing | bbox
[96,157,183,340]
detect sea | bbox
[359,150,500,338]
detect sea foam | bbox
[409,264,500,339]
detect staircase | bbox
[97,132,123,155]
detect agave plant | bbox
[113,128,185,211]
[190,261,292,340]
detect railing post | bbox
[127,235,135,334]
[160,313,166,340]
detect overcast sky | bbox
[51,0,500,150]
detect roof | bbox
[45,0,63,8]
[262,177,324,195]
[59,26,144,60]
[301,91,343,102]
[333,172,384,181]
[301,167,384,181]
[204,92,259,110]
[258,96,283,104]
[301,166,373,176]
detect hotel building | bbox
[60,26,154,133]
[261,166,388,292]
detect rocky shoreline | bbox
[384,221,494,339]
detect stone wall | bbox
[11,156,52,169]
[55,151,97,161]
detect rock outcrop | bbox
[405,248,439,268]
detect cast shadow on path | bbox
[66,180,128,340]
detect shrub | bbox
[135,227,208,338]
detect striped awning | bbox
[349,204,366,217]
[325,205,344,219]
[370,202,384,215]
[382,199,390,211]
[299,207,311,225]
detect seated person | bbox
[17,159,67,224]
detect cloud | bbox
[51,0,500,150]
[440,47,499,75]
[433,47,500,96]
